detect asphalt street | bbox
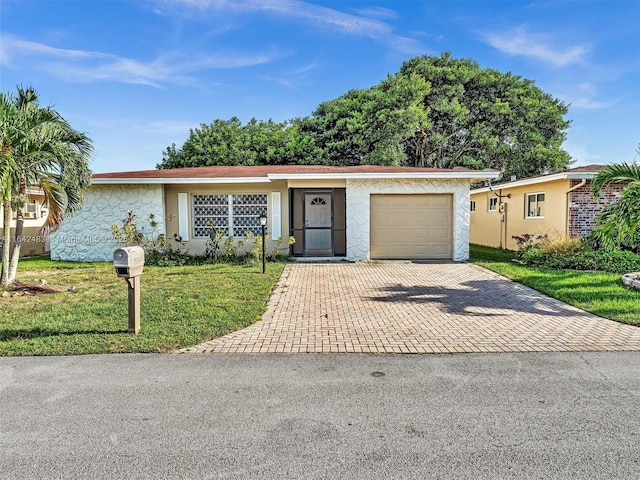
[1,352,640,479]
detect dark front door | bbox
[304,193,332,255]
[290,188,346,257]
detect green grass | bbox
[470,244,640,326]
[1,257,285,356]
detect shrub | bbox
[537,233,584,255]
[112,211,188,266]
[113,211,295,267]
[519,248,640,273]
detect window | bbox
[24,201,38,219]
[192,194,267,238]
[526,193,545,218]
[488,196,498,212]
[470,200,476,212]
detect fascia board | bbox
[471,171,597,194]
[91,171,502,185]
[267,172,501,181]
[90,177,271,185]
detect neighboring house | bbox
[470,165,624,250]
[0,187,50,258]
[50,165,498,262]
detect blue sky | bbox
[1,0,639,173]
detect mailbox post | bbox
[113,246,145,334]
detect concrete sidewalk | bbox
[178,261,640,354]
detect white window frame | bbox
[525,192,545,219]
[470,200,476,213]
[488,196,498,212]
[192,194,268,238]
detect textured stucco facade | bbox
[51,184,165,261]
[345,178,470,261]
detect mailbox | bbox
[113,246,145,278]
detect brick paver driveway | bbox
[179,261,640,354]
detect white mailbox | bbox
[113,246,145,278]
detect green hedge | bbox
[519,248,640,273]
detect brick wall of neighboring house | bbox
[568,180,626,238]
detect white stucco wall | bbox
[345,178,470,262]
[50,184,165,261]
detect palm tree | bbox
[0,86,93,287]
[589,146,640,252]
[590,156,640,197]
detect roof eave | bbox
[267,171,501,181]
[471,171,598,193]
[91,171,501,184]
[90,177,272,185]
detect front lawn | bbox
[470,244,640,326]
[0,257,285,356]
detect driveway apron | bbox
[179,262,640,354]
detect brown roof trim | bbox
[93,164,475,179]
[91,165,500,184]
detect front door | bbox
[304,193,332,255]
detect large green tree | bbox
[0,86,93,286]
[158,117,321,169]
[307,53,571,176]
[160,53,572,179]
[303,73,430,166]
[397,53,572,176]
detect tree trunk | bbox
[7,206,24,284]
[1,200,12,287]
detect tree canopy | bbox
[158,117,321,169]
[159,53,572,179]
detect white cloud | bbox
[351,7,398,20]
[136,120,198,135]
[481,26,589,67]
[560,83,618,110]
[156,0,424,52]
[0,34,285,86]
[563,139,601,166]
[258,75,294,88]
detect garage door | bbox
[370,194,453,259]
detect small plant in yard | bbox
[111,210,146,246]
[204,224,249,263]
[537,232,584,255]
[245,231,296,261]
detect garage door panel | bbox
[370,194,452,260]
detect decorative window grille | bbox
[470,200,476,212]
[232,194,267,236]
[310,197,326,205]
[192,195,229,238]
[192,194,267,238]
[526,193,545,218]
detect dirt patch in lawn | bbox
[1,281,62,298]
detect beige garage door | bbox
[370,194,453,259]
